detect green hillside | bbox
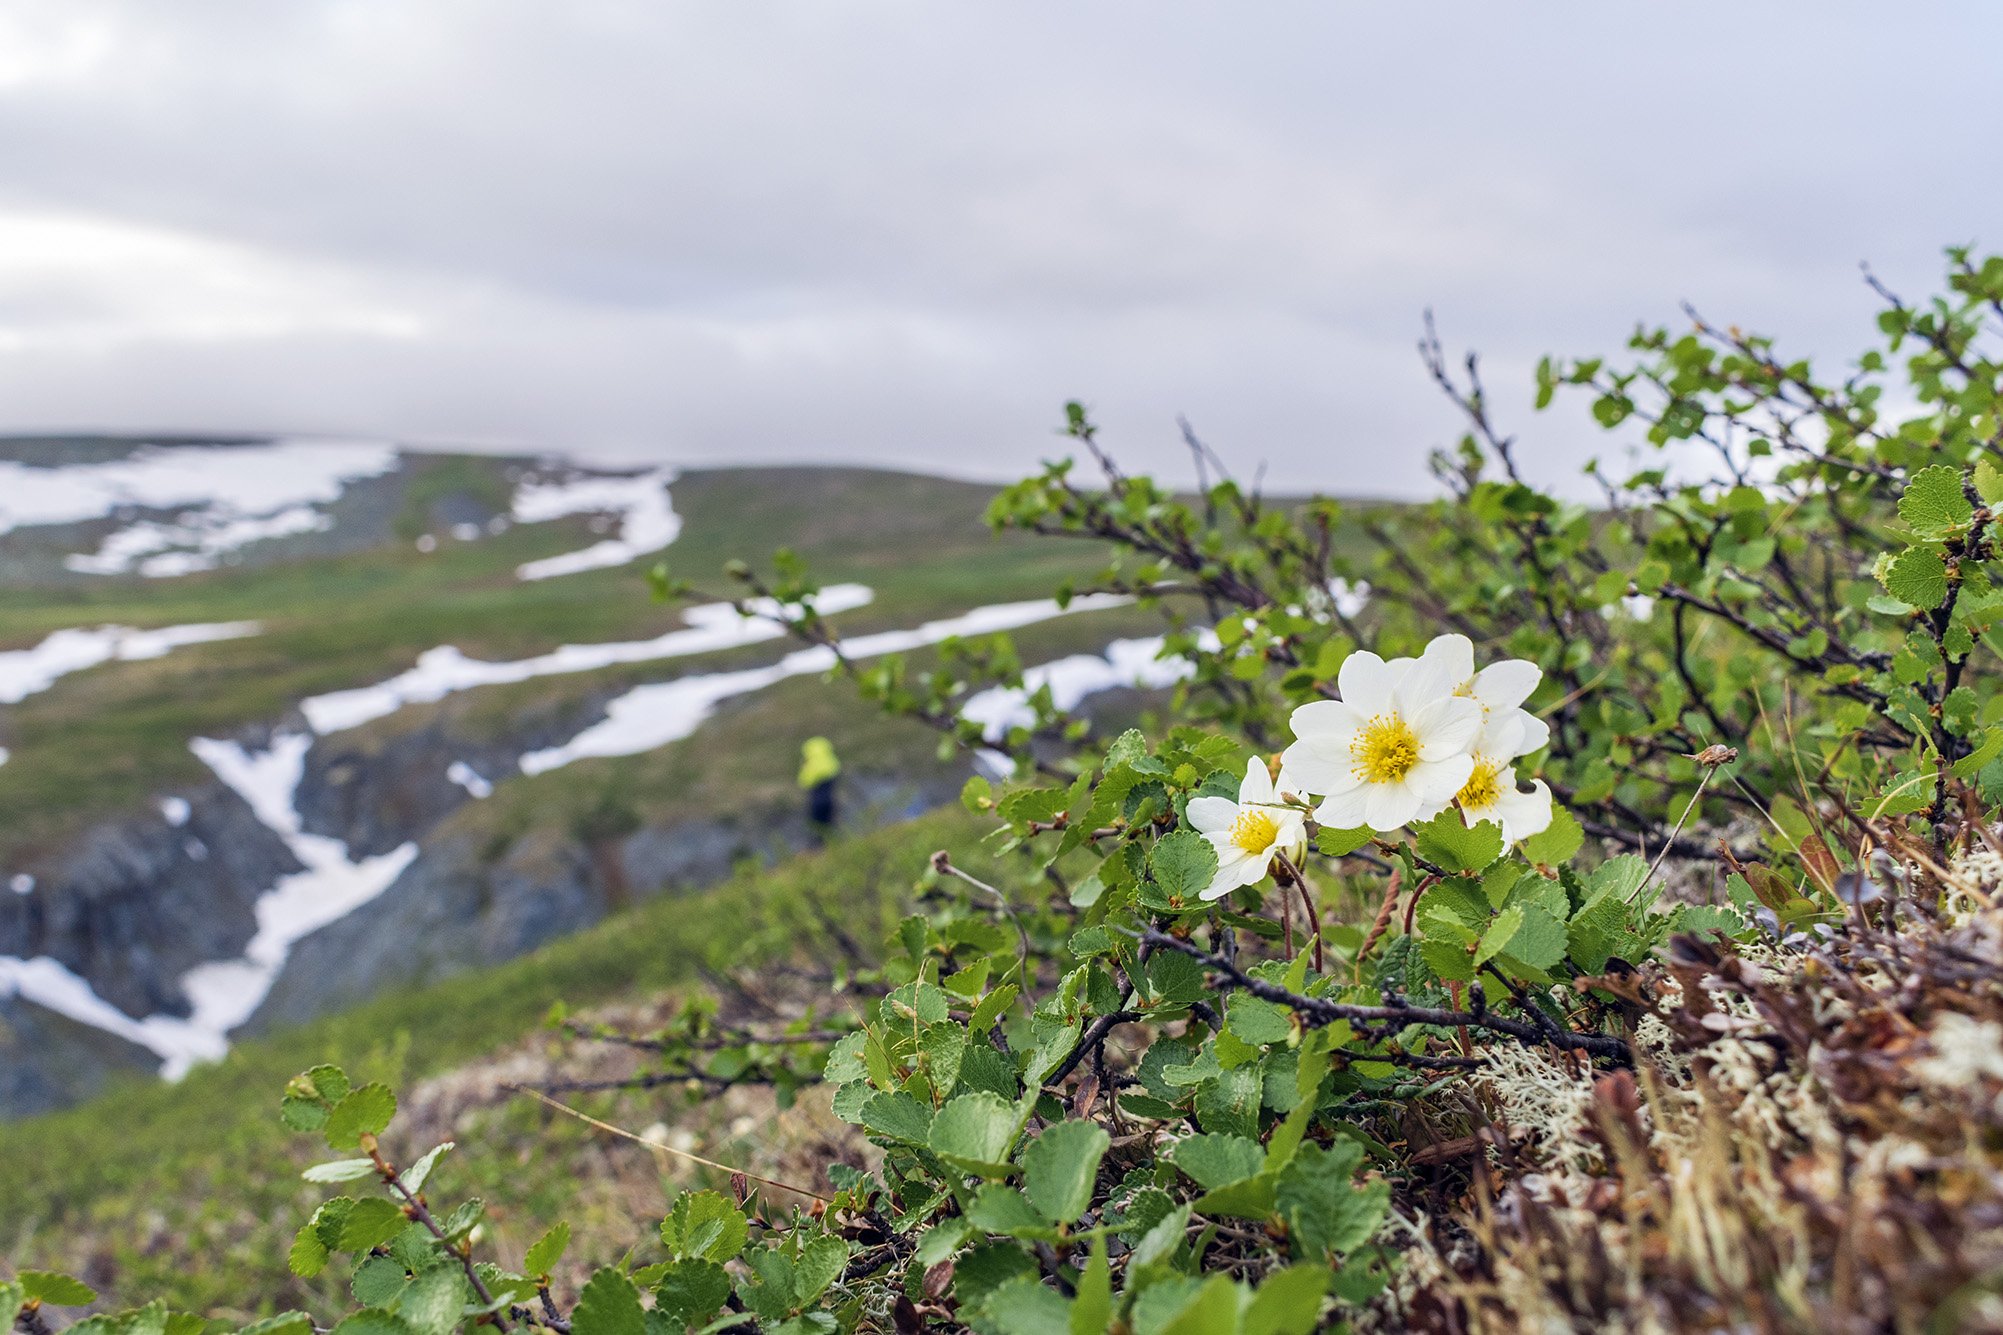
[0,461,1115,862]
[0,809,989,1318]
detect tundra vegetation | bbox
[10,248,2003,1333]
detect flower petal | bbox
[1280,740,1359,796]
[1411,751,1476,802]
[1289,698,1363,744]
[1495,780,1555,843]
[1314,785,1371,829]
[1273,810,1309,859]
[1238,757,1275,804]
[1473,658,1541,712]
[1476,711,1526,758]
[1507,710,1551,758]
[1336,651,1397,716]
[1364,781,1423,832]
[1186,795,1239,836]
[1412,695,1484,760]
[1404,634,1474,705]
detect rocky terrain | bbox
[0,437,1148,1116]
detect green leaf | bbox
[1977,458,2003,505]
[302,1157,378,1183]
[1474,905,1525,969]
[966,1184,1050,1236]
[791,1236,850,1307]
[1226,994,1294,1046]
[324,1083,397,1151]
[1518,807,1582,865]
[1130,1203,1193,1270]
[393,1269,466,1335]
[1899,464,1974,536]
[349,1257,406,1308]
[1243,1265,1330,1335]
[329,1312,414,1335]
[927,1091,1021,1177]
[915,1219,975,1267]
[1168,1133,1265,1190]
[306,1064,352,1103]
[1022,1120,1110,1225]
[524,1221,570,1278]
[20,1274,97,1307]
[1314,825,1374,857]
[1151,829,1220,904]
[1275,1142,1388,1260]
[288,1224,331,1279]
[1069,1239,1112,1335]
[1144,950,1206,1008]
[1418,930,1477,983]
[662,1190,749,1264]
[1413,809,1503,873]
[1884,545,1949,609]
[1497,904,1569,970]
[238,1315,313,1335]
[971,1276,1072,1335]
[1567,892,1629,973]
[962,774,993,812]
[858,1089,933,1149]
[652,1261,730,1323]
[570,1268,646,1335]
[280,1096,329,1132]
[340,1198,410,1252]
[402,1142,453,1196]
[0,1284,21,1335]
[1159,1274,1246,1335]
[1585,854,1649,904]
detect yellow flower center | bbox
[1230,808,1281,856]
[1351,714,1421,784]
[1458,757,1502,810]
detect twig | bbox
[1134,929,1630,1063]
[510,1087,834,1203]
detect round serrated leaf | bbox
[1883,545,1948,609]
[569,1268,644,1335]
[19,1274,96,1307]
[926,1090,1020,1177]
[1022,1120,1110,1225]
[324,1083,397,1151]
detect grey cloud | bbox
[0,1,1995,495]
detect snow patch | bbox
[300,584,874,734]
[0,439,398,575]
[0,622,260,705]
[961,636,1192,741]
[164,733,417,1077]
[446,761,492,798]
[513,467,680,580]
[68,504,332,577]
[520,593,1132,775]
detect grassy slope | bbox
[0,463,1104,860]
[0,809,989,1316]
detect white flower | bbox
[1420,633,1548,758]
[1185,758,1308,901]
[1281,647,1483,832]
[1453,753,1554,843]
[1401,636,1556,843]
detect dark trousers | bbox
[807,778,837,827]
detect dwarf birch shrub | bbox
[15,249,2003,1333]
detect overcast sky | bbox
[0,3,1995,496]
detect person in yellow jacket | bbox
[798,736,841,834]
